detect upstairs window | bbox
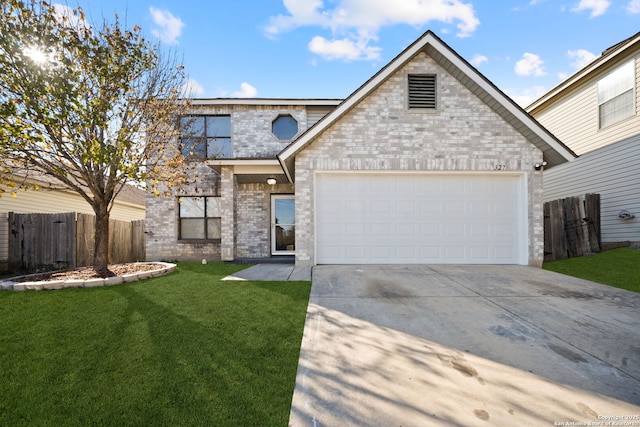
[180,115,232,158]
[178,196,221,240]
[272,114,299,140]
[598,60,635,129]
[408,74,437,110]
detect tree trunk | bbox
[93,202,111,276]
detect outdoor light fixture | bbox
[266,178,277,186]
[534,161,548,171]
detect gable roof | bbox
[277,30,575,182]
[527,31,640,113]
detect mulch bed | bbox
[11,263,166,283]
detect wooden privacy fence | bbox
[544,194,601,262]
[8,212,145,273]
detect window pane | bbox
[207,137,232,158]
[181,138,206,158]
[180,197,205,217]
[181,218,205,239]
[207,218,221,239]
[598,60,634,104]
[599,90,634,128]
[180,116,205,137]
[206,197,222,217]
[272,115,298,140]
[206,116,231,137]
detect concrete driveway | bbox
[288,265,640,426]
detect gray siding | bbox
[544,134,640,243]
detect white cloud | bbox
[469,54,488,67]
[515,52,546,77]
[232,82,258,98]
[507,85,548,107]
[308,36,382,61]
[149,7,184,45]
[182,78,205,96]
[567,49,597,70]
[627,0,640,13]
[266,0,480,61]
[572,0,611,17]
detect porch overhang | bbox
[205,158,288,184]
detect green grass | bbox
[0,263,311,426]
[543,247,640,293]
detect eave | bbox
[205,158,288,184]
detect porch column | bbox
[220,166,236,261]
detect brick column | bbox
[220,166,236,261]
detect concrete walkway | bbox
[221,264,311,281]
[289,265,640,426]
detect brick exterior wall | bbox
[235,182,295,259]
[294,52,545,266]
[184,104,308,158]
[145,164,222,262]
[146,103,304,262]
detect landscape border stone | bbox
[0,262,177,291]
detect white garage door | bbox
[315,173,525,264]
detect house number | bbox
[493,164,507,170]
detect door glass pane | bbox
[275,198,295,225]
[273,197,295,253]
[275,225,295,251]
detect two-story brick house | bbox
[146,30,575,267]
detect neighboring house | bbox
[527,31,640,247]
[0,175,146,269]
[146,30,575,267]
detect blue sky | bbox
[77,0,639,106]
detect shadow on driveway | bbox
[289,265,640,426]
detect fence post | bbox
[544,194,601,262]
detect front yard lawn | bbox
[0,263,311,426]
[543,247,640,293]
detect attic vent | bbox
[408,74,437,109]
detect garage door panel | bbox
[469,246,490,260]
[371,223,390,236]
[315,174,523,264]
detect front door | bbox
[271,195,295,255]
